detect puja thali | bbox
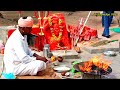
[53,65,71,73]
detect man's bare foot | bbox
[37,71,45,76]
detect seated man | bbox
[3,16,48,76]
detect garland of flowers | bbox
[48,14,63,43]
[50,32,62,42]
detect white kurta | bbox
[3,28,46,75]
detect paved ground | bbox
[0,11,120,79]
[1,46,120,79]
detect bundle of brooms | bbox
[91,40,118,47]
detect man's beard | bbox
[27,34,38,46]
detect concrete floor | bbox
[0,11,120,79]
[1,50,120,79]
[0,25,120,79]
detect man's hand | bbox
[33,53,48,62]
[36,56,48,62]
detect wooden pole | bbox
[74,11,92,46]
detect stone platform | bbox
[34,50,79,59]
[51,50,79,59]
[77,40,119,54]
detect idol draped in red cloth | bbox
[43,13,71,50]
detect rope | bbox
[0,57,4,78]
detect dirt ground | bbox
[0,11,120,30]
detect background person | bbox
[102,11,114,27]
[102,11,114,38]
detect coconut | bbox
[61,71,66,76]
[57,56,63,62]
[74,46,81,53]
[65,72,70,77]
[51,56,56,62]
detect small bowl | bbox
[103,51,116,56]
[57,56,63,62]
[53,65,71,73]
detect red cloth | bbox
[8,29,15,38]
[43,13,71,50]
[31,27,46,51]
[68,24,98,42]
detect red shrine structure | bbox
[8,11,98,51]
[8,11,72,51]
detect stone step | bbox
[77,40,119,54]
[51,50,79,59]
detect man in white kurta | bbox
[3,16,47,76]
